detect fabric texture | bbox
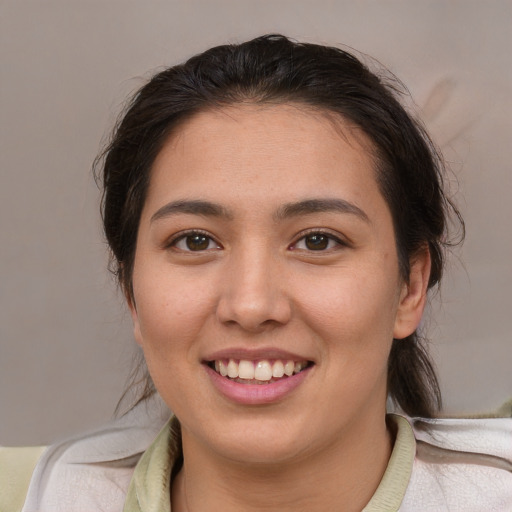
[17,396,171,512]
[5,395,512,511]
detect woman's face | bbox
[130,104,427,464]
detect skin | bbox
[129,104,430,511]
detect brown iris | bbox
[305,234,329,250]
[186,234,210,251]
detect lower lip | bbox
[205,364,312,405]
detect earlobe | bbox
[393,247,431,340]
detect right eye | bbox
[170,231,221,252]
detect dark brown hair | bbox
[96,34,463,418]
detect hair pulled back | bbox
[97,34,463,418]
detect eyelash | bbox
[166,230,221,252]
[166,229,346,253]
[290,230,346,252]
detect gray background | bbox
[1,0,511,446]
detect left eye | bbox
[293,233,341,251]
[172,233,220,252]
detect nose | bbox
[216,247,292,332]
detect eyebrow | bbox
[275,198,370,223]
[150,197,369,224]
[150,200,234,223]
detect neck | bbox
[172,411,393,512]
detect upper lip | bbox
[203,347,313,363]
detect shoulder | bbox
[400,415,512,511]
[7,395,171,512]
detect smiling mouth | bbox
[206,359,313,384]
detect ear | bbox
[126,291,144,348]
[393,246,431,340]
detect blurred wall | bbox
[1,0,511,445]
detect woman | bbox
[2,34,511,512]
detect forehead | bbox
[145,104,384,217]
[163,103,376,161]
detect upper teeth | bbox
[214,359,308,381]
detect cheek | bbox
[132,276,212,409]
[298,267,401,341]
[132,266,216,360]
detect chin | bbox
[218,436,309,466]
[195,413,316,466]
